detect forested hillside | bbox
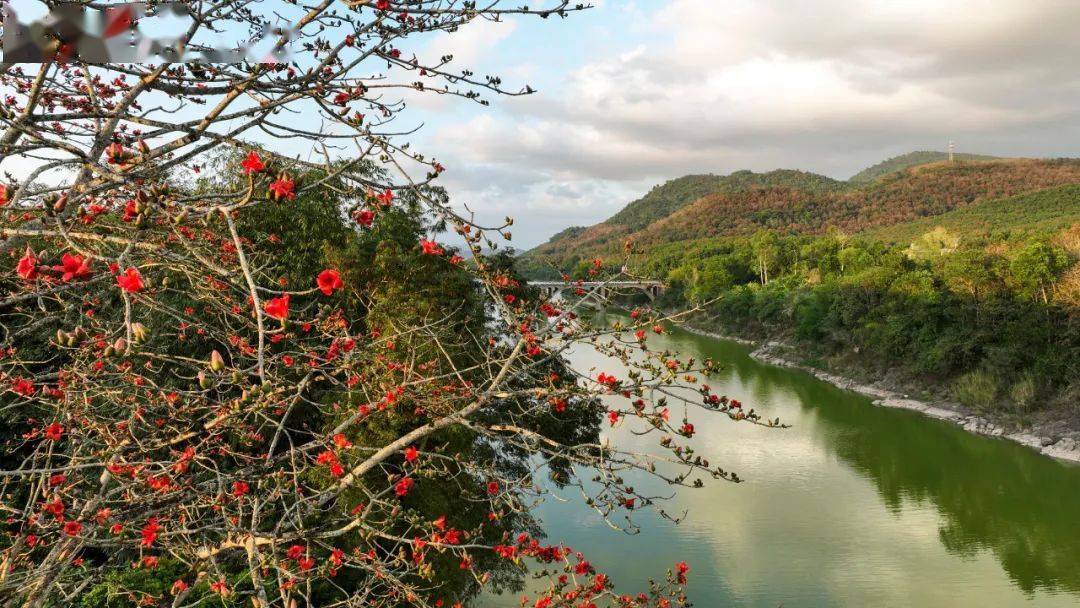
[867,184,1080,243]
[627,225,1079,419]
[523,169,851,275]
[605,174,728,230]
[848,151,1001,183]
[520,157,1080,276]
[518,153,1080,426]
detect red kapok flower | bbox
[316,269,343,296]
[63,520,82,536]
[241,151,265,174]
[54,253,91,282]
[43,499,64,519]
[0,184,10,205]
[676,561,690,584]
[17,249,38,280]
[12,377,35,397]
[330,547,345,566]
[268,175,296,201]
[316,450,345,477]
[264,294,290,320]
[231,481,250,497]
[420,239,444,256]
[115,267,145,293]
[44,423,64,441]
[394,476,415,497]
[140,518,160,547]
[404,446,418,462]
[122,199,138,222]
[376,188,394,206]
[355,209,375,227]
[487,480,499,495]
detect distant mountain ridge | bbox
[606,170,849,231]
[848,151,1001,183]
[519,153,1080,277]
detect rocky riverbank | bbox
[677,321,1080,464]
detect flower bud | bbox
[131,322,148,343]
[209,350,225,372]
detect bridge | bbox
[531,280,664,301]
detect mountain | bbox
[866,183,1080,243]
[848,151,1001,183]
[519,156,1080,277]
[523,169,850,275]
[606,170,849,232]
[605,174,728,231]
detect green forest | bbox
[520,157,1080,275]
[636,228,1078,417]
[520,154,1080,424]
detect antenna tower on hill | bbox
[948,140,955,162]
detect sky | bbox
[403,0,1080,249]
[7,0,1079,250]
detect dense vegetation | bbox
[520,153,1080,425]
[633,228,1079,419]
[606,174,729,230]
[523,170,852,276]
[2,162,583,606]
[521,157,1080,275]
[606,171,848,231]
[2,1,739,604]
[848,151,1000,183]
[867,184,1080,243]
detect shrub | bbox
[953,369,1002,411]
[1008,371,1041,412]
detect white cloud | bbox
[422,0,1080,247]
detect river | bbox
[477,312,1080,607]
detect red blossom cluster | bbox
[0,1,776,606]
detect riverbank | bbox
[673,319,1080,464]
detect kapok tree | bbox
[0,2,779,606]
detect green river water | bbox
[478,314,1080,607]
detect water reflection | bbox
[667,323,1080,598]
[479,317,1080,607]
